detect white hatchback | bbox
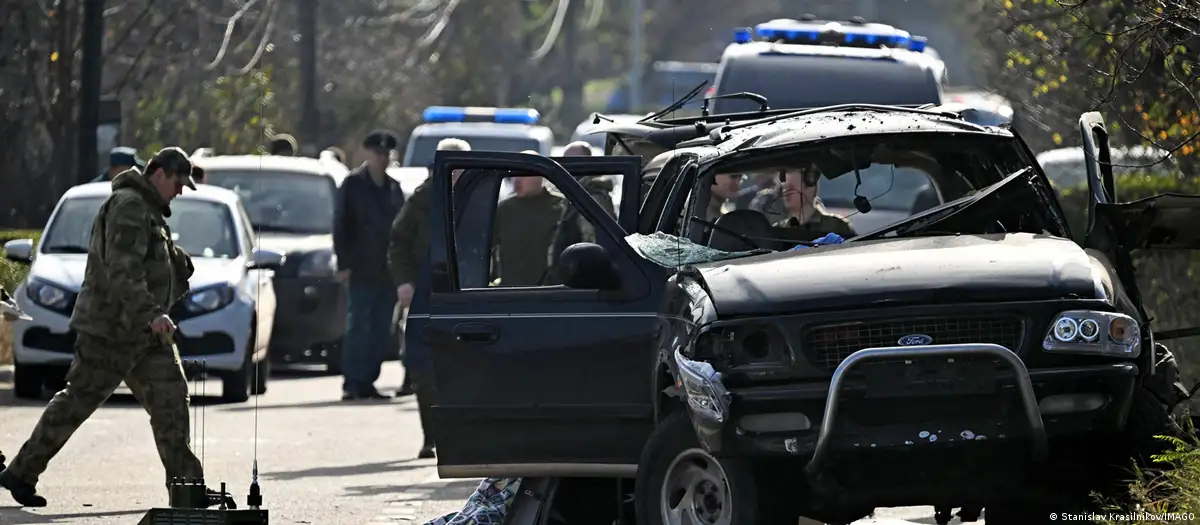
[3,183,283,403]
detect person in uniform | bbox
[332,130,406,401]
[0,285,31,477]
[546,142,615,284]
[0,147,227,508]
[706,173,743,222]
[387,137,471,458]
[493,171,565,286]
[91,146,145,183]
[773,166,857,240]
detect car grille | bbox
[803,315,1025,371]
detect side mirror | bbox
[3,239,34,264]
[248,248,284,270]
[558,242,621,290]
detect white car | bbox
[3,183,283,403]
[1036,144,1177,190]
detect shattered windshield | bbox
[634,133,1050,265]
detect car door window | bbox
[454,170,620,290]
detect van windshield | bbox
[712,54,941,114]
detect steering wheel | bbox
[688,216,818,248]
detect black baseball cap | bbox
[149,147,197,190]
[363,130,398,151]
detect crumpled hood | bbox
[30,254,241,293]
[111,169,171,216]
[254,232,332,255]
[694,233,1103,317]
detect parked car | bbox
[197,155,357,373]
[410,106,1195,524]
[1037,144,1177,190]
[4,183,281,403]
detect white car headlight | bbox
[674,349,730,423]
[1043,310,1141,358]
[185,285,236,314]
[26,279,72,310]
[297,249,337,278]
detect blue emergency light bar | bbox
[422,106,541,125]
[737,18,929,52]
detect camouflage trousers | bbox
[5,332,203,485]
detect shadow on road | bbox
[265,457,434,481]
[222,397,417,412]
[0,507,145,523]
[343,478,478,498]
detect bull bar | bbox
[804,343,1048,476]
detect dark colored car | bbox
[199,155,351,373]
[407,106,1196,525]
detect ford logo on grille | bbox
[898,334,933,346]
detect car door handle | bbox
[452,323,498,344]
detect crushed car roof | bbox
[722,108,1010,151]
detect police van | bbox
[708,16,947,114]
[401,106,555,168]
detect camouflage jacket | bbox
[493,190,564,286]
[388,179,432,288]
[70,170,193,342]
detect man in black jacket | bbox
[333,130,406,400]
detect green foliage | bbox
[974,0,1198,160]
[0,229,41,295]
[132,68,286,157]
[1095,427,1200,522]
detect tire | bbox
[12,363,43,399]
[1126,384,1179,466]
[222,332,255,403]
[250,354,269,396]
[634,411,759,525]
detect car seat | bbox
[910,185,941,215]
[707,209,774,252]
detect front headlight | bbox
[185,284,236,314]
[1043,310,1141,358]
[674,349,730,423]
[26,279,72,310]
[297,249,337,278]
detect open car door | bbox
[409,150,666,479]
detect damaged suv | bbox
[407,104,1195,525]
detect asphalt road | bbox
[1,363,984,525]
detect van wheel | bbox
[222,329,255,403]
[12,363,43,399]
[635,412,759,525]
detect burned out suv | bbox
[407,103,1196,525]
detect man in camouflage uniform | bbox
[546,142,614,284]
[388,137,472,458]
[493,171,565,286]
[0,147,227,508]
[0,285,31,476]
[773,166,857,240]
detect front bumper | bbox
[268,276,346,363]
[13,293,253,373]
[677,343,1136,491]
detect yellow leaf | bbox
[1052,133,1063,145]
[1059,75,1067,83]
[1004,0,1012,8]
[1159,130,1168,140]
[50,51,58,62]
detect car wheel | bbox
[635,411,758,525]
[222,331,255,403]
[12,363,43,399]
[251,355,269,396]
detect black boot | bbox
[394,374,413,397]
[0,453,6,471]
[0,469,48,507]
